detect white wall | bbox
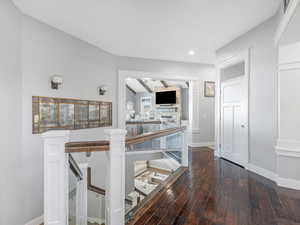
[216,15,279,172]
[21,15,117,222]
[126,86,138,113]
[276,42,300,186]
[116,56,216,144]
[0,1,216,222]
[220,62,245,82]
[0,0,23,225]
[116,56,213,76]
[189,77,216,145]
[181,88,189,120]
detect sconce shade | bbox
[51,75,63,90]
[98,85,108,95]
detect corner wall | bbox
[0,0,23,224]
[216,15,279,173]
[276,41,300,189]
[21,15,117,223]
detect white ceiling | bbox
[126,78,148,93]
[13,0,280,64]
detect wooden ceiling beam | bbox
[160,80,169,88]
[126,84,136,95]
[137,79,153,93]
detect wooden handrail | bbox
[88,185,106,196]
[126,120,161,125]
[87,167,106,195]
[65,126,186,153]
[65,140,110,153]
[126,126,186,146]
[87,167,133,205]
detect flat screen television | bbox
[155,91,176,105]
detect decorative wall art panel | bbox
[32,96,112,134]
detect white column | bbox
[181,128,189,167]
[160,124,167,150]
[189,80,201,147]
[76,164,88,225]
[276,42,300,190]
[42,130,70,225]
[104,129,127,225]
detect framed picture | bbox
[59,103,74,127]
[204,81,215,97]
[74,103,89,129]
[32,96,112,133]
[100,102,112,127]
[88,103,100,128]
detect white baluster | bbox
[77,163,88,225]
[42,130,70,225]
[181,128,189,167]
[104,129,127,225]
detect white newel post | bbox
[181,128,189,167]
[42,130,70,225]
[104,129,127,225]
[77,164,88,225]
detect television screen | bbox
[155,91,176,104]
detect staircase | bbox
[42,126,188,225]
[165,151,182,164]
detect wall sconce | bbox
[51,75,63,90]
[98,85,108,95]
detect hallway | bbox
[130,148,300,225]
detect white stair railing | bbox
[104,129,127,225]
[42,129,127,225]
[42,130,70,225]
[77,164,88,225]
[181,128,189,167]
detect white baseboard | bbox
[27,215,106,225]
[277,176,300,190]
[189,142,214,148]
[88,217,105,224]
[214,150,220,157]
[24,215,43,225]
[246,163,300,190]
[276,139,300,152]
[246,163,277,181]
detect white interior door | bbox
[220,77,248,166]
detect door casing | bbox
[215,49,250,167]
[220,76,247,166]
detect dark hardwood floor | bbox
[130,147,300,225]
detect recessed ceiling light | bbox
[188,50,195,56]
